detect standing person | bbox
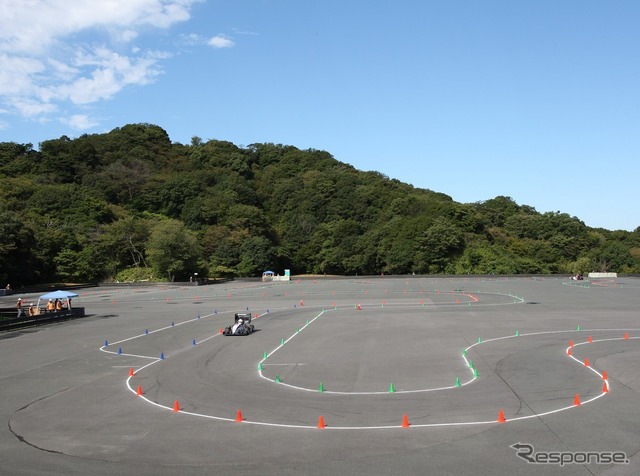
[16,298,24,317]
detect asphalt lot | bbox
[1,276,639,475]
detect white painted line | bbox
[105,302,637,430]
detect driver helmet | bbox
[237,319,243,325]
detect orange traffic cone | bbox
[574,394,581,406]
[497,409,506,423]
[624,332,629,340]
[317,416,326,429]
[569,340,574,347]
[129,367,134,377]
[588,336,593,343]
[602,370,608,380]
[173,400,180,412]
[584,358,590,367]
[136,385,143,396]
[602,382,609,393]
[235,410,244,422]
[567,348,572,356]
[401,414,410,428]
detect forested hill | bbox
[1,123,638,285]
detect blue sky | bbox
[1,1,638,231]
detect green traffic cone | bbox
[478,337,482,343]
[455,377,461,387]
[474,368,478,377]
[515,330,519,336]
[319,382,325,392]
[275,374,281,383]
[263,351,268,359]
[577,324,581,331]
[258,363,263,371]
[389,383,396,393]
[469,359,474,369]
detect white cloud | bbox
[208,34,235,49]
[179,32,237,49]
[9,98,58,117]
[0,0,201,55]
[232,28,259,36]
[178,33,204,46]
[54,48,162,104]
[0,0,202,128]
[60,114,99,130]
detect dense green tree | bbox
[0,209,38,286]
[96,217,151,278]
[54,247,102,283]
[84,160,151,204]
[236,236,277,276]
[473,196,521,228]
[1,123,638,282]
[415,217,464,273]
[590,242,633,273]
[146,219,202,281]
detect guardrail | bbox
[0,308,86,331]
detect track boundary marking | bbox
[101,303,638,429]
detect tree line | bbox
[1,123,638,285]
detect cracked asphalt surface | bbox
[1,276,639,475]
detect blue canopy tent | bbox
[37,290,78,310]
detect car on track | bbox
[222,312,255,336]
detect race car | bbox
[222,312,255,336]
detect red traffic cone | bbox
[173,400,180,412]
[567,347,572,356]
[136,385,143,396]
[317,416,326,429]
[602,382,609,393]
[129,367,134,377]
[219,328,223,334]
[235,410,244,422]
[497,409,506,423]
[584,358,590,367]
[602,370,608,380]
[624,332,629,340]
[569,340,574,347]
[574,394,581,406]
[401,414,410,428]
[588,336,593,343]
